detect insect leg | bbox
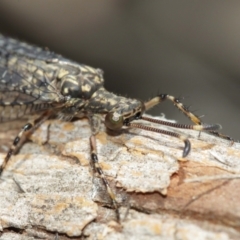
[204,130,234,142]
[88,114,120,221]
[144,94,233,140]
[144,94,203,125]
[0,111,52,177]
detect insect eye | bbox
[105,112,124,130]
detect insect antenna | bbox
[141,116,221,132]
[126,121,190,157]
[126,116,221,158]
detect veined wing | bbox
[0,34,75,122]
[0,34,66,62]
[0,64,62,122]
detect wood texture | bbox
[0,116,239,239]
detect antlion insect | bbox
[0,34,229,221]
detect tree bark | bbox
[0,116,239,239]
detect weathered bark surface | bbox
[0,116,239,240]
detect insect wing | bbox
[0,34,63,62]
[0,34,70,122]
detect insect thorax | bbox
[85,87,142,114]
[47,62,142,117]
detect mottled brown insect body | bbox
[0,34,226,220]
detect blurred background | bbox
[0,0,239,139]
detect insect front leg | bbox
[0,111,51,177]
[144,94,233,141]
[145,94,203,125]
[88,114,120,221]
